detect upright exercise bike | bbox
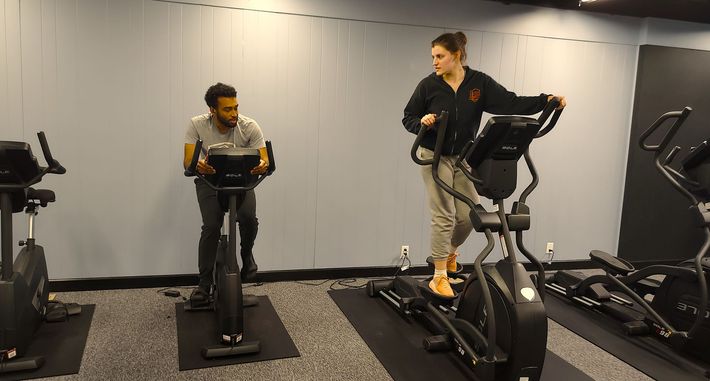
[546,107,710,362]
[368,100,563,381]
[0,132,80,373]
[184,140,275,359]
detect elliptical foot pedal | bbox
[426,255,464,276]
[419,278,457,305]
[447,275,467,293]
[201,341,261,359]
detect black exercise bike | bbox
[184,140,275,359]
[0,132,81,373]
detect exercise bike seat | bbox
[27,188,55,207]
[589,250,635,276]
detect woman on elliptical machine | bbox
[402,31,566,297]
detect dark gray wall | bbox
[619,45,710,262]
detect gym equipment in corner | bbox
[546,107,710,363]
[0,132,81,374]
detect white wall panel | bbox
[2,0,643,278]
[4,0,23,141]
[0,1,8,138]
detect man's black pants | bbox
[195,179,258,289]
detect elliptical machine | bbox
[546,107,710,362]
[0,132,80,373]
[184,140,275,359]
[368,100,563,381]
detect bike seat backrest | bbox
[589,250,635,276]
[205,147,261,189]
[465,117,542,200]
[681,140,710,199]
[0,141,41,185]
[0,141,43,212]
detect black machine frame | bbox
[546,107,710,362]
[184,140,275,359]
[0,132,70,374]
[369,100,562,381]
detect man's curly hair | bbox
[204,83,237,109]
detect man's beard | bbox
[217,114,237,128]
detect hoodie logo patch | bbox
[469,89,481,102]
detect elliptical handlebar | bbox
[410,111,479,210]
[184,139,276,193]
[535,98,563,138]
[410,111,449,166]
[638,107,699,205]
[639,107,692,152]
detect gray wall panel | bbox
[0,0,660,279]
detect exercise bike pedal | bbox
[243,294,259,307]
[44,302,82,322]
[183,299,214,311]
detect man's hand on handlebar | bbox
[421,113,438,130]
[547,95,567,110]
[251,159,268,175]
[197,159,216,175]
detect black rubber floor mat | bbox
[2,304,95,381]
[329,288,592,381]
[545,290,710,381]
[175,296,299,371]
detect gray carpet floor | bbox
[36,278,651,381]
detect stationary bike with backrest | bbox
[0,132,80,374]
[184,139,275,359]
[546,107,710,362]
[368,100,563,381]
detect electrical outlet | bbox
[400,245,410,258]
[545,242,554,254]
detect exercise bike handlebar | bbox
[184,139,276,193]
[184,140,203,177]
[2,132,67,192]
[639,107,692,152]
[37,132,66,175]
